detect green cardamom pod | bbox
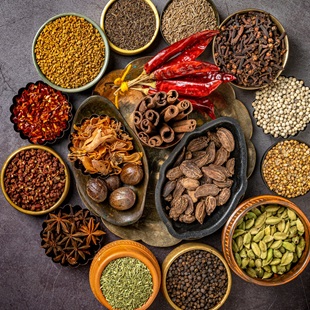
[249,259,255,268]
[264,225,271,236]
[279,246,286,254]
[277,265,287,274]
[241,257,250,269]
[292,253,298,263]
[239,221,246,231]
[260,250,267,260]
[277,220,286,232]
[255,258,262,268]
[270,258,281,265]
[265,204,281,212]
[259,240,267,252]
[245,218,255,229]
[282,241,296,252]
[287,209,297,221]
[251,242,261,257]
[296,246,303,259]
[263,265,271,272]
[292,236,300,244]
[253,230,265,243]
[233,229,246,238]
[243,232,252,245]
[256,267,264,278]
[271,265,278,273]
[255,212,267,228]
[270,225,277,235]
[236,235,244,251]
[232,240,239,253]
[252,208,262,216]
[296,218,305,235]
[298,237,306,251]
[280,209,288,219]
[246,267,257,278]
[288,226,298,238]
[244,243,251,250]
[273,249,283,258]
[236,218,244,227]
[265,216,282,225]
[239,248,247,258]
[280,252,294,266]
[262,271,273,279]
[246,211,257,219]
[263,235,274,243]
[247,249,256,260]
[250,227,260,235]
[290,220,297,227]
[276,206,285,215]
[286,263,292,272]
[273,232,288,240]
[270,240,282,249]
[234,252,242,267]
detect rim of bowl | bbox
[221,195,310,286]
[32,12,110,93]
[260,139,310,198]
[100,0,160,56]
[212,8,289,90]
[162,242,232,310]
[0,145,70,216]
[89,240,160,309]
[160,0,220,45]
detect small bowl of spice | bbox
[32,13,109,93]
[162,242,232,310]
[10,81,72,145]
[222,195,310,286]
[1,145,70,215]
[100,0,160,55]
[213,9,289,90]
[160,0,220,45]
[89,240,161,309]
[261,140,310,198]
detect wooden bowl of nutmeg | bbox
[155,117,248,240]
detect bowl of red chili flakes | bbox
[10,81,73,145]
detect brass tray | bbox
[91,57,256,247]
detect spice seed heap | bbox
[35,15,105,89]
[100,257,153,310]
[161,0,218,44]
[166,250,228,309]
[253,76,310,138]
[261,140,310,198]
[104,0,156,50]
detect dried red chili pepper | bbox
[150,61,219,80]
[180,71,236,83]
[12,82,71,144]
[144,29,219,74]
[185,97,216,120]
[155,79,222,97]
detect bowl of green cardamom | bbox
[32,13,110,93]
[221,195,310,286]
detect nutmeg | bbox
[109,187,136,210]
[86,178,108,203]
[120,163,144,186]
[105,175,121,191]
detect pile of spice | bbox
[232,204,306,279]
[166,250,228,309]
[161,0,218,44]
[41,205,105,266]
[104,0,156,50]
[35,15,105,89]
[3,148,66,211]
[214,11,287,88]
[100,257,153,310]
[11,82,71,144]
[252,76,310,138]
[261,140,310,198]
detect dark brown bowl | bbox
[10,81,73,145]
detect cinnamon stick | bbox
[160,123,175,143]
[172,119,197,133]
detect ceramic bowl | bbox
[89,240,161,309]
[10,81,73,145]
[155,117,248,240]
[160,0,220,45]
[212,8,289,90]
[221,195,310,286]
[162,242,232,310]
[100,0,160,55]
[0,145,70,216]
[40,204,105,267]
[32,13,110,93]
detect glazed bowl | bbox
[1,145,70,216]
[32,13,110,93]
[40,204,105,267]
[212,8,289,90]
[100,0,160,55]
[89,240,161,309]
[221,195,310,286]
[10,81,72,145]
[160,0,220,45]
[162,242,232,310]
[155,117,248,240]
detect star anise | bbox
[41,232,63,256]
[66,240,91,265]
[59,221,83,248]
[44,209,71,234]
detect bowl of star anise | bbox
[155,117,248,239]
[40,204,105,267]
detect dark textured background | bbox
[0,1,309,309]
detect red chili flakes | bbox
[12,82,71,144]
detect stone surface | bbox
[0,0,309,309]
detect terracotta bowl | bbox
[221,195,310,286]
[89,240,161,309]
[162,242,232,310]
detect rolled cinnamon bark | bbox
[134,110,143,129]
[160,105,179,122]
[174,99,193,120]
[172,119,197,133]
[144,109,160,126]
[167,89,179,104]
[153,91,167,108]
[148,135,163,147]
[139,95,155,112]
[140,119,156,134]
[159,123,175,143]
[138,131,149,144]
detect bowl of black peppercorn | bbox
[162,242,232,310]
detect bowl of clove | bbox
[213,9,289,90]
[221,195,310,286]
[155,116,248,240]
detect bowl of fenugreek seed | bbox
[32,13,110,93]
[222,195,310,286]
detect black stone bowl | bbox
[155,117,248,240]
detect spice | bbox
[253,76,310,138]
[161,0,218,44]
[100,257,153,310]
[35,15,105,89]
[232,204,306,279]
[261,140,310,198]
[166,250,228,309]
[41,205,105,266]
[104,0,156,50]
[12,82,71,144]
[214,11,287,88]
[3,148,66,211]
